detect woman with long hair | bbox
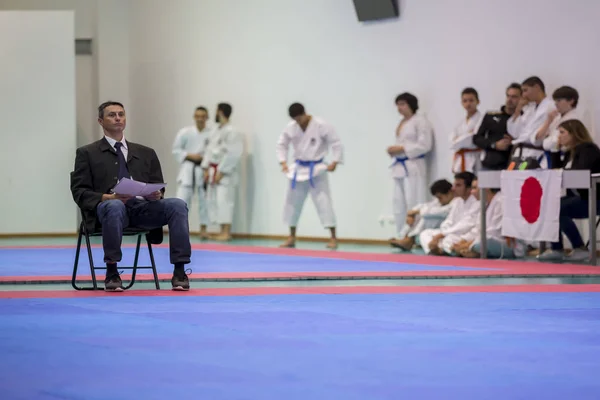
[538,119,600,262]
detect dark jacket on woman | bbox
[555,142,600,200]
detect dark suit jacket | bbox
[472,107,513,170]
[555,142,600,200]
[70,137,165,243]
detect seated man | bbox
[390,179,454,251]
[70,101,192,292]
[419,172,478,255]
[451,179,525,259]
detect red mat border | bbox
[1,243,598,283]
[0,242,595,267]
[1,284,600,299]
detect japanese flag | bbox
[501,170,563,242]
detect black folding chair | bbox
[71,212,161,291]
[586,216,600,248]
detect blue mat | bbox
[1,292,600,399]
[0,248,490,276]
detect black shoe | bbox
[104,274,124,292]
[171,270,190,291]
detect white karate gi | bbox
[276,117,343,228]
[461,192,502,246]
[390,112,434,236]
[419,195,478,254]
[201,123,244,225]
[451,111,483,173]
[542,108,582,152]
[507,97,556,167]
[461,192,525,258]
[397,199,453,239]
[172,125,211,225]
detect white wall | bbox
[0,11,77,234]
[126,0,600,240]
[0,0,95,39]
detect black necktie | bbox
[114,142,130,180]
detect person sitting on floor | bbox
[419,172,479,255]
[537,119,600,262]
[390,179,455,251]
[70,101,193,292]
[451,179,525,259]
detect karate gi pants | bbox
[283,173,336,228]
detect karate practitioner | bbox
[419,172,478,255]
[388,93,434,241]
[452,181,524,259]
[389,179,455,251]
[201,103,244,241]
[451,88,483,173]
[534,86,582,168]
[508,76,556,168]
[277,103,343,249]
[173,106,212,239]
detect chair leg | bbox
[72,227,101,291]
[585,218,600,248]
[85,230,99,290]
[123,234,142,290]
[71,229,84,290]
[146,238,161,290]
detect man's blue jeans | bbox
[97,198,191,265]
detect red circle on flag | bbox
[520,177,543,224]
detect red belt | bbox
[209,163,219,184]
[453,148,481,172]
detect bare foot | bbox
[279,237,296,248]
[199,232,210,240]
[390,237,413,251]
[213,233,232,241]
[462,250,480,258]
[527,248,540,257]
[326,239,338,250]
[430,247,444,256]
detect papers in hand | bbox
[113,178,166,197]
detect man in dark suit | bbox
[472,83,522,170]
[70,101,192,292]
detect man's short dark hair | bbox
[195,106,208,113]
[552,86,579,108]
[98,101,124,119]
[522,76,545,92]
[454,171,476,188]
[430,179,453,196]
[491,188,501,194]
[395,92,419,113]
[506,82,522,94]
[288,103,305,118]
[461,87,479,101]
[217,103,232,118]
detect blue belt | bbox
[539,151,552,169]
[291,158,324,189]
[393,154,425,175]
[539,151,564,169]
